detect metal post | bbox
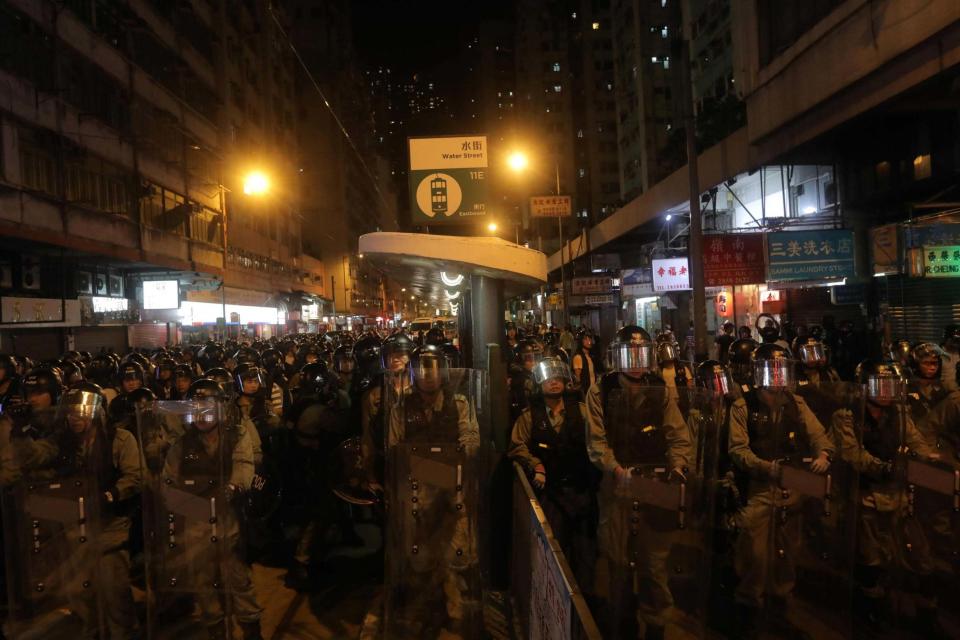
[675,6,708,360]
[556,162,566,326]
[469,275,504,372]
[220,184,228,342]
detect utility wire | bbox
[267,6,397,227]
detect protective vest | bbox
[529,393,599,491]
[907,382,949,425]
[600,372,667,466]
[742,389,809,461]
[179,426,239,496]
[860,407,901,465]
[403,390,460,443]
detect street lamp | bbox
[242,170,270,196]
[487,221,498,233]
[507,151,529,173]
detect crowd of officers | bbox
[505,321,960,640]
[0,318,955,639]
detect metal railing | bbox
[510,462,602,640]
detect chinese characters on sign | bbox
[530,195,572,218]
[767,229,856,281]
[652,257,691,291]
[702,233,765,286]
[714,289,733,317]
[408,135,488,225]
[922,245,960,278]
[571,276,613,295]
[583,294,615,305]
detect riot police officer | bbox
[234,363,280,448]
[361,332,415,490]
[940,325,960,391]
[907,343,956,440]
[152,357,177,400]
[585,325,690,640]
[5,367,63,439]
[727,336,758,390]
[508,339,542,424]
[728,343,834,637]
[509,356,599,595]
[1,382,141,639]
[796,337,840,388]
[383,343,480,636]
[160,379,263,640]
[837,361,944,637]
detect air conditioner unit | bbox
[95,273,108,296]
[76,271,93,295]
[21,259,40,290]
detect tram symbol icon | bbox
[415,172,463,218]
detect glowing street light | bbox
[242,171,270,196]
[487,221,498,233]
[507,151,529,173]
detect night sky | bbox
[351,0,515,72]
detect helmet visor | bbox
[63,390,103,418]
[753,359,796,390]
[700,367,732,396]
[798,343,826,366]
[533,357,572,385]
[866,375,904,402]
[609,343,655,374]
[414,356,445,385]
[656,342,680,364]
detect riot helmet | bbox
[184,379,224,432]
[411,345,448,392]
[888,339,912,368]
[173,364,194,395]
[203,367,235,398]
[61,382,106,434]
[655,340,681,366]
[439,342,462,368]
[856,360,905,405]
[728,338,758,385]
[696,360,734,397]
[108,387,156,427]
[909,342,943,380]
[234,363,266,396]
[333,346,356,375]
[353,334,382,371]
[797,338,828,368]
[296,362,337,403]
[757,314,781,344]
[119,361,145,393]
[425,327,446,346]
[297,343,322,365]
[751,343,795,390]
[85,355,118,388]
[23,368,63,408]
[155,357,177,382]
[515,339,543,371]
[608,328,655,378]
[198,343,226,372]
[260,348,283,373]
[382,333,415,373]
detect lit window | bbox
[592,22,600,30]
[554,85,562,92]
[553,62,561,72]
[651,56,658,63]
[661,27,668,38]
[661,0,667,7]
[663,57,670,69]
[571,11,577,18]
[578,168,586,178]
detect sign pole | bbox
[558,215,566,325]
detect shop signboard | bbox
[620,268,652,285]
[530,195,572,218]
[583,294,615,306]
[830,282,868,305]
[903,223,960,249]
[143,280,179,310]
[767,229,855,281]
[869,224,899,276]
[652,257,691,291]
[703,233,765,286]
[408,135,488,224]
[922,245,960,278]
[571,276,613,295]
[622,283,655,297]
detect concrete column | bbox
[468,275,504,371]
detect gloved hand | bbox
[669,467,687,483]
[533,464,546,490]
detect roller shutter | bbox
[73,327,128,355]
[128,323,170,350]
[0,329,64,360]
[877,276,960,343]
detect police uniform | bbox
[728,389,834,609]
[585,374,691,633]
[509,393,599,593]
[160,420,262,632]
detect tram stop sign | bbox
[408,135,488,225]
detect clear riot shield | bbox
[598,384,721,639]
[138,399,256,639]
[1,416,119,638]
[747,382,859,640]
[383,367,483,639]
[893,391,960,636]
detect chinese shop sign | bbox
[652,258,691,291]
[571,276,613,295]
[703,233,765,286]
[530,195,572,218]
[922,245,960,278]
[767,230,856,281]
